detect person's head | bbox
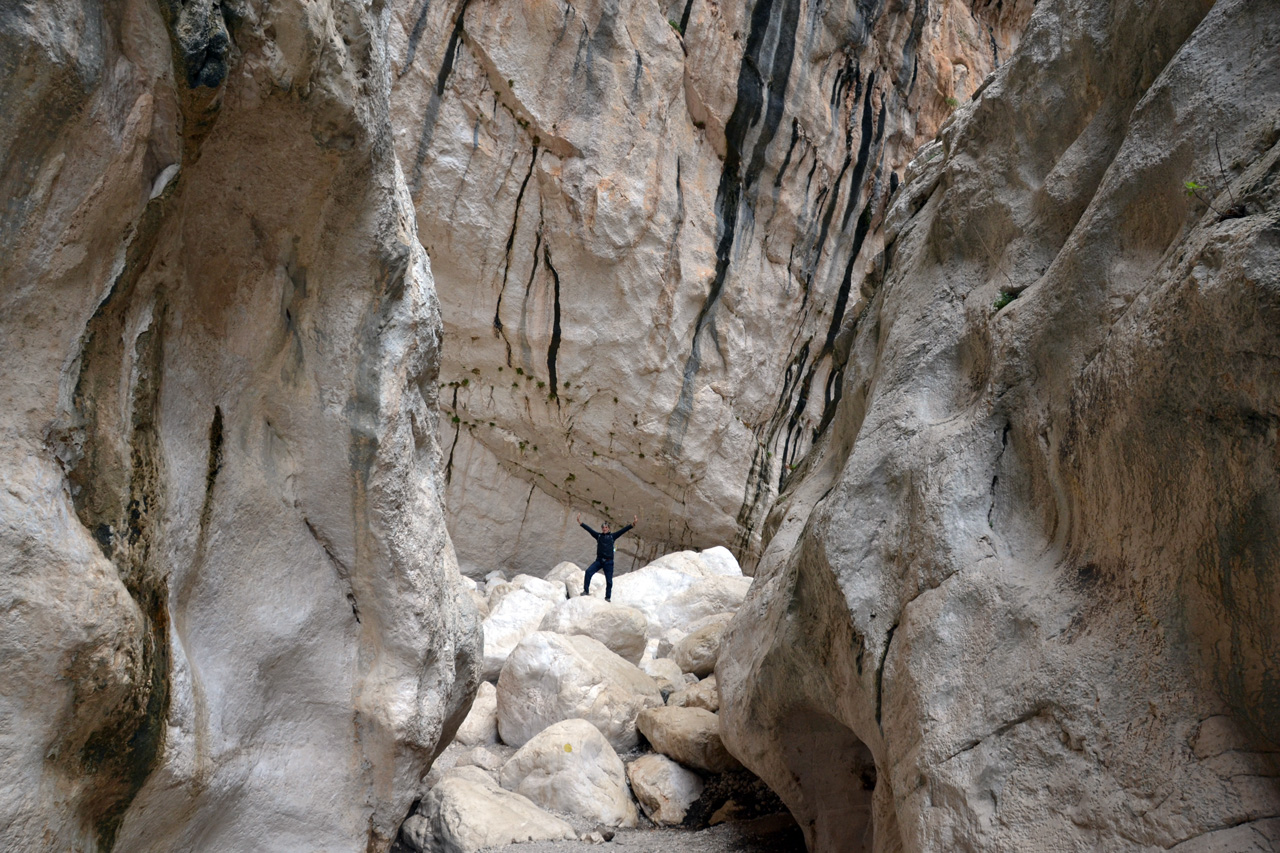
[602,522,611,532]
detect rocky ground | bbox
[484,814,806,853]
[395,547,795,853]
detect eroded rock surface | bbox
[720,0,1280,850]
[0,1,478,849]
[389,0,1031,576]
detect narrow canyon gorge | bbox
[1,0,1277,851]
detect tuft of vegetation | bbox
[668,19,683,35]
[993,289,1018,310]
[945,96,959,108]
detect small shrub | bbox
[945,96,959,108]
[994,289,1018,310]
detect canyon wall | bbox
[390,0,1030,577]
[0,1,478,851]
[719,0,1280,850]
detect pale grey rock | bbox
[539,596,649,664]
[510,573,569,603]
[697,547,745,578]
[0,0,479,849]
[673,614,733,677]
[481,587,559,681]
[654,576,753,634]
[485,579,513,609]
[412,767,577,853]
[668,676,720,714]
[468,588,490,620]
[454,682,499,747]
[655,628,686,660]
[639,656,687,696]
[610,567,702,632]
[456,745,506,774]
[498,718,639,828]
[719,1,1280,851]
[644,550,718,578]
[546,561,605,599]
[497,632,663,751]
[637,707,743,774]
[627,753,705,826]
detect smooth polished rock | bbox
[409,767,576,853]
[499,718,638,828]
[481,588,559,681]
[497,631,663,751]
[654,576,752,634]
[539,596,648,664]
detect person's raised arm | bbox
[578,513,599,537]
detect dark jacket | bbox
[581,523,633,561]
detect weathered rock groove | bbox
[720,0,1280,850]
[0,1,479,850]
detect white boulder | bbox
[627,754,705,825]
[610,567,701,631]
[540,597,648,664]
[653,576,752,634]
[510,573,568,603]
[673,613,733,677]
[407,767,576,853]
[546,561,604,598]
[697,546,744,577]
[499,719,638,827]
[643,550,714,577]
[497,631,663,751]
[637,706,743,773]
[481,588,558,681]
[453,681,499,746]
[639,656,687,695]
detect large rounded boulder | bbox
[539,596,649,664]
[499,718,638,827]
[497,631,663,751]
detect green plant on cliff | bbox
[994,289,1018,310]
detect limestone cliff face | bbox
[719,0,1280,850]
[0,1,478,850]
[390,0,1030,577]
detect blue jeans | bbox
[584,558,614,599]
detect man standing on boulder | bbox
[577,513,637,602]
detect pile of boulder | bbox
[397,547,769,853]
